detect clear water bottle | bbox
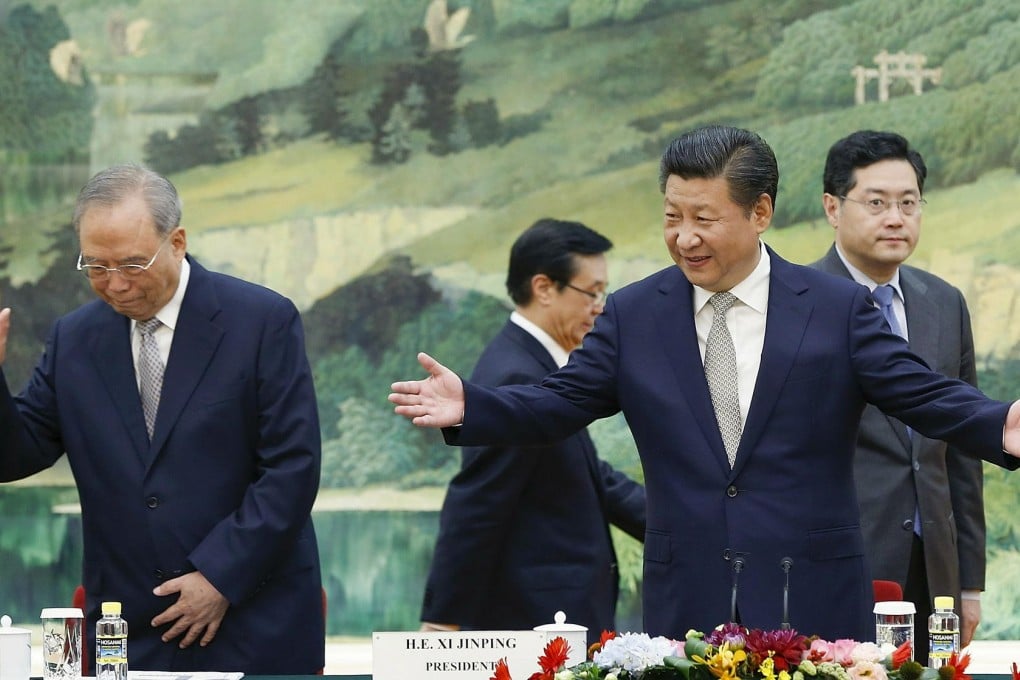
[928,596,960,669]
[96,601,128,680]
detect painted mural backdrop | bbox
[1,0,1019,639]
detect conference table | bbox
[249,676,1011,680]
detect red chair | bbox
[74,585,328,674]
[873,579,904,602]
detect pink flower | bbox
[804,639,835,663]
[848,660,889,680]
[830,639,858,665]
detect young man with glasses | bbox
[420,218,645,641]
[0,164,324,674]
[811,130,984,662]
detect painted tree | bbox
[301,41,350,141]
[0,4,93,162]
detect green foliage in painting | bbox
[0,4,93,162]
[309,256,508,489]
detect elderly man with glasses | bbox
[0,164,325,674]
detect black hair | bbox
[659,125,779,214]
[823,130,927,197]
[505,218,612,305]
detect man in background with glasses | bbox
[811,130,984,661]
[0,164,324,674]
[420,218,645,641]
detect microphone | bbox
[730,554,747,624]
[780,557,793,630]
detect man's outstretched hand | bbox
[389,352,465,428]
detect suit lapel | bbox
[652,269,731,473]
[147,259,225,461]
[899,268,936,450]
[89,309,151,460]
[503,321,558,374]
[735,252,812,474]
[900,268,936,367]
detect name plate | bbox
[372,630,547,679]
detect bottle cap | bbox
[101,601,122,616]
[933,596,954,610]
[873,600,916,615]
[40,608,83,619]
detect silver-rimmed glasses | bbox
[839,195,926,216]
[77,237,170,280]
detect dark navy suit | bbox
[447,248,1015,642]
[0,257,324,673]
[422,320,645,641]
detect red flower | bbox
[744,628,807,671]
[588,630,616,660]
[943,651,972,680]
[890,641,912,669]
[537,636,571,674]
[1012,661,1020,680]
[490,658,512,680]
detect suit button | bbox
[146,496,159,508]
[913,462,920,471]
[154,569,164,580]
[902,519,914,531]
[726,485,738,498]
[722,549,732,560]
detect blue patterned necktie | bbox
[137,318,164,439]
[873,284,921,537]
[872,284,903,337]
[705,292,741,468]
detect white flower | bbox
[850,642,884,664]
[593,632,680,673]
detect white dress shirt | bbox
[692,241,771,427]
[510,310,570,368]
[833,244,908,340]
[131,257,190,388]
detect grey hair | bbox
[72,163,182,236]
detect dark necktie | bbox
[137,318,164,439]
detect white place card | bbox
[372,630,548,679]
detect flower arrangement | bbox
[489,625,986,680]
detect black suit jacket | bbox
[422,320,645,641]
[811,246,985,603]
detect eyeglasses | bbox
[562,282,608,305]
[839,195,926,216]
[77,237,170,280]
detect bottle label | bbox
[929,630,957,658]
[97,635,127,664]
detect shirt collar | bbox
[509,310,571,368]
[692,241,771,314]
[131,256,190,334]
[834,244,903,300]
